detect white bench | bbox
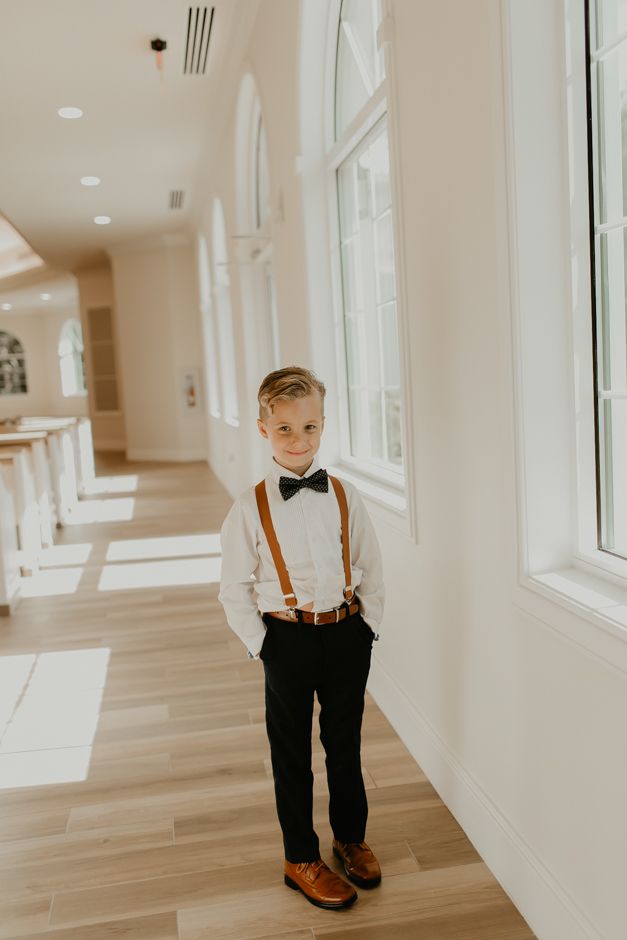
[0,459,20,613]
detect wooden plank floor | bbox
[0,454,537,940]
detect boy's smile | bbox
[257,393,325,477]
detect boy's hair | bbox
[258,366,326,422]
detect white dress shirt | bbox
[218,452,385,659]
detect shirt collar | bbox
[268,451,322,484]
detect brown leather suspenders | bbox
[254,475,354,610]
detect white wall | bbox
[109,235,207,462]
[193,1,627,938]
[0,310,89,420]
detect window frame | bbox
[0,330,27,396]
[197,233,222,419]
[503,0,627,668]
[325,1,414,505]
[212,196,240,428]
[583,0,627,565]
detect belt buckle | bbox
[313,610,322,625]
[286,607,298,621]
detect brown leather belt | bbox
[267,601,360,625]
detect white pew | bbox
[0,448,41,577]
[0,432,56,547]
[0,460,20,613]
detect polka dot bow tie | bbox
[278,468,329,501]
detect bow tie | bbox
[278,467,329,501]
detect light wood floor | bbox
[0,454,537,940]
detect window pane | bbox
[384,389,402,465]
[348,386,365,458]
[0,331,27,394]
[374,210,394,305]
[370,129,391,215]
[340,238,364,313]
[337,119,403,472]
[598,398,627,554]
[595,0,627,48]
[596,229,627,392]
[589,1,627,557]
[380,301,400,386]
[345,314,363,386]
[368,387,384,461]
[595,41,627,222]
[256,118,271,229]
[335,0,385,140]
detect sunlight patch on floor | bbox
[82,474,139,495]
[68,498,135,524]
[98,555,222,591]
[106,533,221,561]
[0,648,110,789]
[20,567,84,597]
[38,543,93,567]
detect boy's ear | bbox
[257,418,268,438]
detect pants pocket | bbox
[259,626,272,660]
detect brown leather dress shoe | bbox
[284,858,357,909]
[332,839,382,888]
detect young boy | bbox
[218,366,385,910]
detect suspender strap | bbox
[254,480,298,608]
[254,474,354,608]
[329,475,354,602]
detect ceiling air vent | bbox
[169,190,185,210]
[184,6,214,75]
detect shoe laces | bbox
[295,858,326,881]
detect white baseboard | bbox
[366,658,603,940]
[125,448,208,462]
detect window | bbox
[197,233,221,417]
[332,0,403,480]
[0,330,27,394]
[254,113,271,231]
[587,0,627,559]
[212,198,239,426]
[58,319,86,397]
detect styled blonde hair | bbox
[258,366,326,422]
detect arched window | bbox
[254,113,271,231]
[0,330,27,394]
[58,319,86,397]
[212,198,239,425]
[332,0,403,473]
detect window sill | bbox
[326,461,411,537]
[514,565,627,674]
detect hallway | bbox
[0,455,535,939]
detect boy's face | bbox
[257,393,325,475]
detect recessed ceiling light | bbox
[1,303,12,310]
[58,106,83,119]
[40,293,51,300]
[94,216,111,225]
[81,176,101,186]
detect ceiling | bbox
[0,0,259,312]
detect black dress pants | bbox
[259,606,374,863]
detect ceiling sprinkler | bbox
[150,38,167,72]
